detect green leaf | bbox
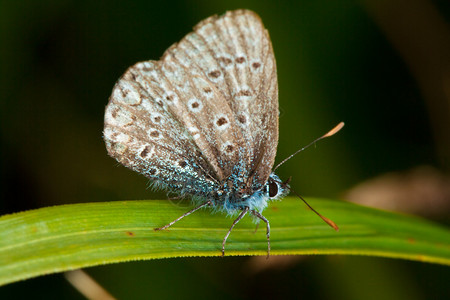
[1,198,450,286]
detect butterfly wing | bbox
[104,9,279,197]
[104,61,219,195]
[162,9,279,189]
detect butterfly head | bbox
[221,173,289,214]
[265,173,290,201]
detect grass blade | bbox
[1,198,449,286]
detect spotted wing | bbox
[103,63,219,195]
[104,9,278,194]
[162,9,279,188]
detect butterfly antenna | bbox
[273,122,344,172]
[286,184,339,231]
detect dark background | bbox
[1,0,449,299]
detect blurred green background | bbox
[1,0,449,299]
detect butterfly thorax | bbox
[212,173,288,215]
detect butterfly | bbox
[103,9,341,256]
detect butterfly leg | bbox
[222,207,250,257]
[154,201,212,231]
[250,210,271,259]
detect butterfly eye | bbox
[268,180,278,198]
